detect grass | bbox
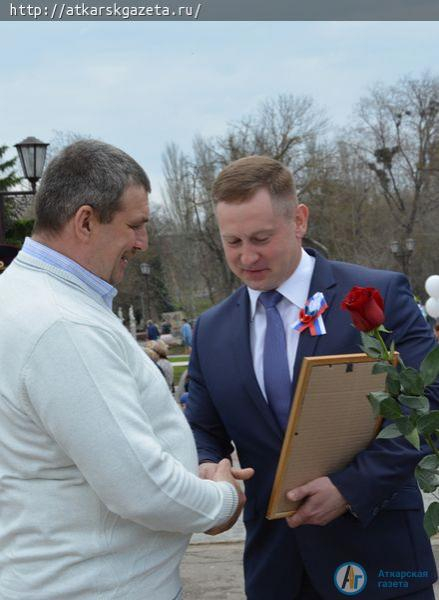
[173,364,188,386]
[169,355,189,363]
[168,345,186,356]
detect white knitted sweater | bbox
[0,252,236,600]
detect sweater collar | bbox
[20,237,117,309]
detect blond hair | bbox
[213,155,297,218]
[146,340,169,359]
[144,346,159,363]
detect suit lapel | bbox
[293,250,337,388]
[231,287,284,441]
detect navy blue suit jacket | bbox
[186,250,439,599]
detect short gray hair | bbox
[34,139,151,233]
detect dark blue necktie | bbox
[259,290,291,431]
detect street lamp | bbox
[0,136,49,242]
[140,262,151,319]
[390,238,415,274]
[15,137,49,193]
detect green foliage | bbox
[377,423,402,439]
[420,346,439,387]
[394,415,416,436]
[386,371,401,396]
[5,218,34,246]
[424,503,439,538]
[417,411,439,436]
[372,362,397,376]
[416,467,439,494]
[368,391,392,416]
[0,145,21,192]
[380,397,404,420]
[398,395,429,413]
[362,326,439,535]
[360,332,383,357]
[400,367,424,396]
[404,428,420,451]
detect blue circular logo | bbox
[334,562,367,595]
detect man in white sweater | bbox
[0,140,253,600]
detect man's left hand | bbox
[286,477,347,528]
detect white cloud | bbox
[1,21,438,202]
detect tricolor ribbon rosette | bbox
[292,291,328,336]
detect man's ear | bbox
[73,205,96,242]
[295,203,309,239]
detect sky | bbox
[1,21,439,205]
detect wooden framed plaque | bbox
[266,353,385,520]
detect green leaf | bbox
[386,372,401,396]
[372,362,398,376]
[368,391,392,402]
[377,423,402,439]
[418,454,439,471]
[368,391,391,417]
[424,502,439,537]
[417,465,439,493]
[394,416,415,435]
[368,397,380,417]
[377,325,392,333]
[404,428,420,450]
[360,345,381,359]
[380,398,404,420]
[360,332,385,358]
[398,394,430,413]
[415,466,439,493]
[417,411,439,435]
[400,367,424,395]
[420,346,439,387]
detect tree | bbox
[0,145,21,192]
[0,144,22,242]
[348,73,439,284]
[161,94,329,309]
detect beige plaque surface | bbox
[267,353,385,520]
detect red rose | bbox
[341,286,385,332]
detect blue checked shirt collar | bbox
[22,237,117,308]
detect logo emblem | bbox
[334,562,367,595]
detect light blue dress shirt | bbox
[22,237,117,308]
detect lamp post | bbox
[140,262,151,319]
[0,136,49,242]
[390,238,415,275]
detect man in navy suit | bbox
[186,156,439,599]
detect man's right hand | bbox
[201,459,254,536]
[199,460,253,482]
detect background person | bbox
[180,318,193,353]
[146,318,160,340]
[186,155,439,600]
[147,339,174,391]
[0,140,253,600]
[161,319,172,334]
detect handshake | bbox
[199,460,254,536]
[199,460,349,534]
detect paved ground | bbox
[181,542,245,599]
[181,522,439,599]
